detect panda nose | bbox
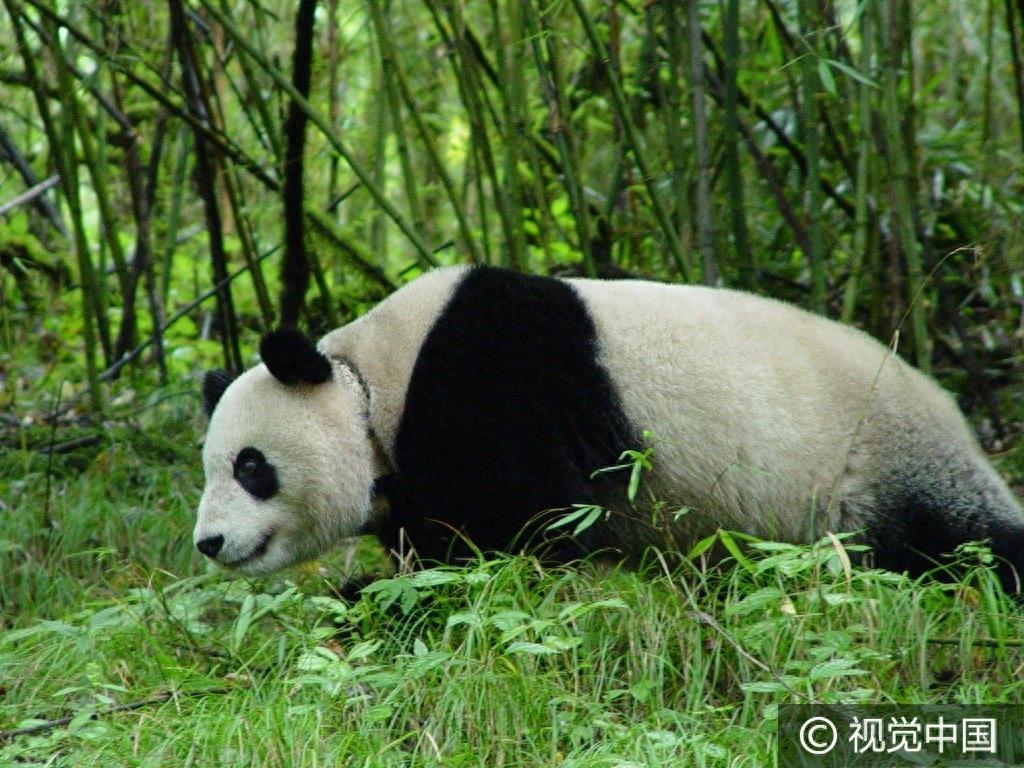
[197,534,225,559]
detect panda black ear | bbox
[259,326,332,386]
[203,369,235,416]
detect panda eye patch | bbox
[233,447,279,500]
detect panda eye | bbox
[233,447,279,500]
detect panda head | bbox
[193,327,375,575]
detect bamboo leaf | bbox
[817,58,837,96]
[717,529,755,573]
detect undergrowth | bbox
[3,404,1024,766]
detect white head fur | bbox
[194,328,375,575]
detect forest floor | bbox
[3,395,1024,767]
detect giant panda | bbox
[194,265,1024,589]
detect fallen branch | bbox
[0,123,65,235]
[0,688,230,743]
[926,636,1024,648]
[0,175,60,218]
[37,434,102,455]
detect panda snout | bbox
[196,534,225,559]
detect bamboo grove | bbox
[1,0,1024,418]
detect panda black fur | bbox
[196,266,1024,589]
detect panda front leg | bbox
[365,473,483,568]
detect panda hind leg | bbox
[864,459,1024,595]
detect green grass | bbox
[3,400,1024,766]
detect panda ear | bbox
[203,369,235,416]
[259,326,332,386]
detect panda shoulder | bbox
[318,265,470,362]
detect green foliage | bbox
[2,0,1023,388]
[547,503,606,537]
[3,411,1024,764]
[3,0,1024,762]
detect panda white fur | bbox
[195,265,1024,588]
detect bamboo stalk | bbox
[168,0,243,374]
[980,0,996,193]
[197,0,436,267]
[305,207,397,290]
[280,0,317,324]
[416,0,484,258]
[21,0,389,330]
[685,0,719,286]
[205,6,276,328]
[468,134,494,264]
[110,63,168,384]
[702,57,816,256]
[875,0,931,371]
[44,16,136,353]
[18,9,135,136]
[0,175,59,217]
[701,27,856,219]
[523,0,594,275]
[569,0,692,280]
[204,22,276,162]
[368,0,483,264]
[91,102,111,359]
[735,111,813,259]
[225,4,283,163]
[721,0,753,288]
[139,26,175,380]
[376,14,427,243]
[220,162,276,327]
[4,0,103,413]
[797,0,826,313]
[489,0,527,269]
[21,0,280,193]
[1005,0,1024,155]
[326,0,341,206]
[437,0,513,266]
[160,127,190,307]
[662,0,691,265]
[764,0,856,183]
[102,250,280,382]
[370,50,389,262]
[841,5,874,323]
[441,0,516,265]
